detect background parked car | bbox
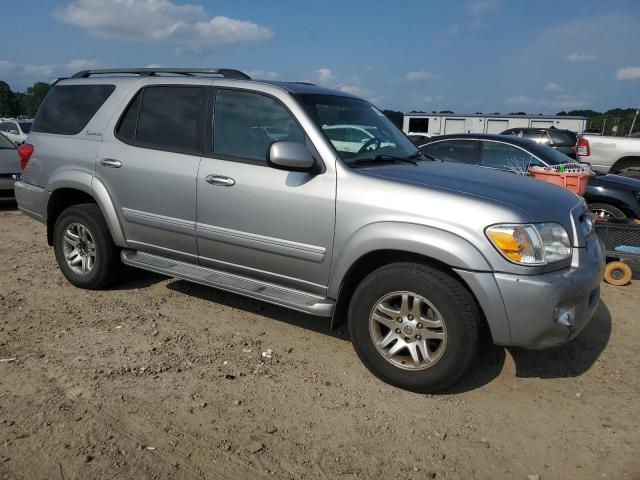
[576,134,640,179]
[418,134,640,220]
[0,119,32,145]
[406,132,433,145]
[0,132,20,201]
[501,127,578,159]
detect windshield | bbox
[19,122,31,133]
[296,94,419,165]
[0,133,16,149]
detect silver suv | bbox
[15,68,604,392]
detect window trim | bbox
[203,86,324,172]
[114,84,210,157]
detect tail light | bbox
[18,143,34,170]
[576,137,590,157]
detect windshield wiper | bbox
[353,154,418,166]
[408,150,438,162]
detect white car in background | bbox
[323,124,393,153]
[0,119,32,145]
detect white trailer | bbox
[403,113,587,136]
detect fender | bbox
[328,221,492,298]
[46,169,127,247]
[328,222,512,345]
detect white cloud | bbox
[466,0,499,15]
[566,52,597,63]
[543,82,561,92]
[617,66,640,80]
[405,70,434,82]
[315,68,334,85]
[0,60,55,80]
[338,84,374,98]
[247,70,278,80]
[505,94,589,110]
[55,0,273,51]
[65,59,99,71]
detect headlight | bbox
[486,223,571,265]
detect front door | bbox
[96,84,209,261]
[196,88,336,294]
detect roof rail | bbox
[70,68,251,80]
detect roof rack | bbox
[70,68,251,80]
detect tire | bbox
[589,203,627,220]
[603,261,632,286]
[53,203,122,289]
[348,262,480,393]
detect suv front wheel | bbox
[348,262,480,393]
[53,203,122,289]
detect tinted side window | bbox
[116,90,143,142]
[136,86,207,152]
[481,142,537,173]
[0,122,10,132]
[32,85,115,135]
[214,90,304,162]
[421,140,478,164]
[522,131,550,144]
[549,130,577,146]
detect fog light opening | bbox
[555,306,576,328]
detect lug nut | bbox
[415,335,422,340]
[397,317,403,323]
[417,323,423,329]
[408,315,414,320]
[395,328,401,334]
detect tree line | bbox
[0,81,51,118]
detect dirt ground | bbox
[0,204,639,480]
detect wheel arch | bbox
[611,156,640,175]
[46,178,126,247]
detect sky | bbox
[1,0,639,114]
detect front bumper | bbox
[493,233,605,348]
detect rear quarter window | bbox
[549,130,577,146]
[31,84,115,135]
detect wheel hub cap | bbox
[62,223,96,275]
[369,291,447,371]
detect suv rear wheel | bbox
[53,203,122,289]
[348,262,480,393]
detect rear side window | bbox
[116,91,143,142]
[136,86,208,152]
[32,85,115,135]
[213,89,304,162]
[420,140,478,164]
[549,130,577,146]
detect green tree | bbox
[382,109,404,129]
[0,81,20,117]
[20,82,51,117]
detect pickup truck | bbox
[577,134,640,179]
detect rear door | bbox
[96,84,209,262]
[195,88,336,294]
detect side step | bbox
[121,250,335,317]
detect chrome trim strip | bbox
[122,207,195,236]
[196,223,327,263]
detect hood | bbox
[590,173,640,190]
[360,160,582,221]
[0,148,20,174]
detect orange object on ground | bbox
[528,166,591,196]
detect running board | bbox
[120,250,335,317]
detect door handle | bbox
[205,174,235,187]
[100,158,122,168]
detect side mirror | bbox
[267,142,317,172]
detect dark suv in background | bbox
[501,127,578,159]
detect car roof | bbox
[503,127,575,133]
